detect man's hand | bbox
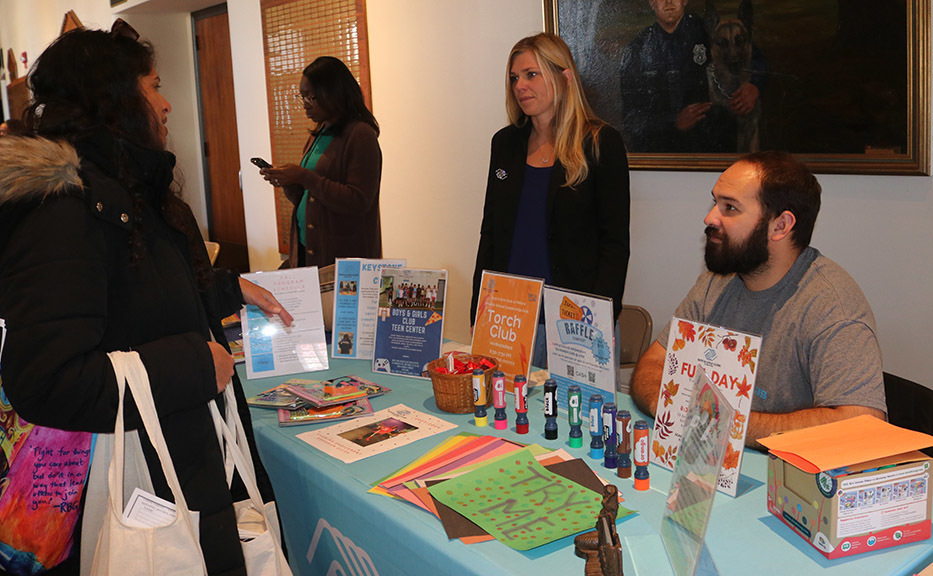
[630,341,665,416]
[676,102,713,131]
[729,83,759,116]
[239,277,294,326]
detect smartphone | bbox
[250,157,272,169]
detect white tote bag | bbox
[210,385,292,576]
[90,351,207,576]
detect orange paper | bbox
[758,415,933,473]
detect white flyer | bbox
[331,258,407,359]
[542,286,616,416]
[241,267,329,379]
[297,403,457,464]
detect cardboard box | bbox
[760,415,933,559]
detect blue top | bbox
[507,165,552,283]
[297,127,335,247]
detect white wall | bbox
[2,0,931,387]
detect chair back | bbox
[883,372,933,457]
[204,241,220,265]
[617,305,653,368]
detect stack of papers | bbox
[371,434,634,550]
[247,375,389,427]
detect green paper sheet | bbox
[428,447,603,550]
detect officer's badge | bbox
[693,44,707,65]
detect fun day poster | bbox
[542,287,615,419]
[471,271,544,391]
[331,258,407,360]
[652,317,762,497]
[372,268,447,379]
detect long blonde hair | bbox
[505,33,604,189]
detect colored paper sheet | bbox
[428,448,603,550]
[758,414,933,473]
[471,271,544,390]
[653,317,762,496]
[429,458,633,542]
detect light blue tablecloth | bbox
[238,359,932,576]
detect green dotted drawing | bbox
[428,448,603,550]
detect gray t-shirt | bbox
[657,247,886,414]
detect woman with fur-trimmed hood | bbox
[0,24,290,575]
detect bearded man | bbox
[630,151,886,450]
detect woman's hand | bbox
[209,341,235,394]
[239,277,294,327]
[260,164,310,189]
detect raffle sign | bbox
[651,317,762,497]
[543,287,616,417]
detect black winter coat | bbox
[0,133,265,576]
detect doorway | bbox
[193,4,249,272]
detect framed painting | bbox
[545,0,930,174]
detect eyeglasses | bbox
[295,93,316,106]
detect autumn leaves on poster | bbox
[652,317,762,496]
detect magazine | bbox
[278,398,373,426]
[286,375,391,408]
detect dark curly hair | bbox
[25,27,212,286]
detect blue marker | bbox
[589,394,604,459]
[544,379,558,440]
[472,368,487,427]
[568,385,583,448]
[602,403,618,469]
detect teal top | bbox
[296,126,335,247]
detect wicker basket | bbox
[426,354,498,414]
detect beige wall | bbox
[1,0,931,387]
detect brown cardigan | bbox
[284,120,382,268]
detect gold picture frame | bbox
[545,0,930,175]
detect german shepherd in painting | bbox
[704,0,760,152]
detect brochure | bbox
[372,268,448,379]
[246,383,310,410]
[651,317,762,496]
[331,258,407,359]
[286,375,391,408]
[297,404,457,464]
[542,286,616,415]
[278,398,373,427]
[470,271,543,391]
[241,267,329,379]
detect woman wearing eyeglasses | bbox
[260,56,382,269]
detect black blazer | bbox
[471,122,631,322]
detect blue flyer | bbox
[372,268,447,379]
[332,258,407,359]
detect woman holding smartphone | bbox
[260,56,382,268]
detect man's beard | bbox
[704,216,770,275]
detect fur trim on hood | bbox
[0,136,83,207]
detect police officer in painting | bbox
[619,0,712,152]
